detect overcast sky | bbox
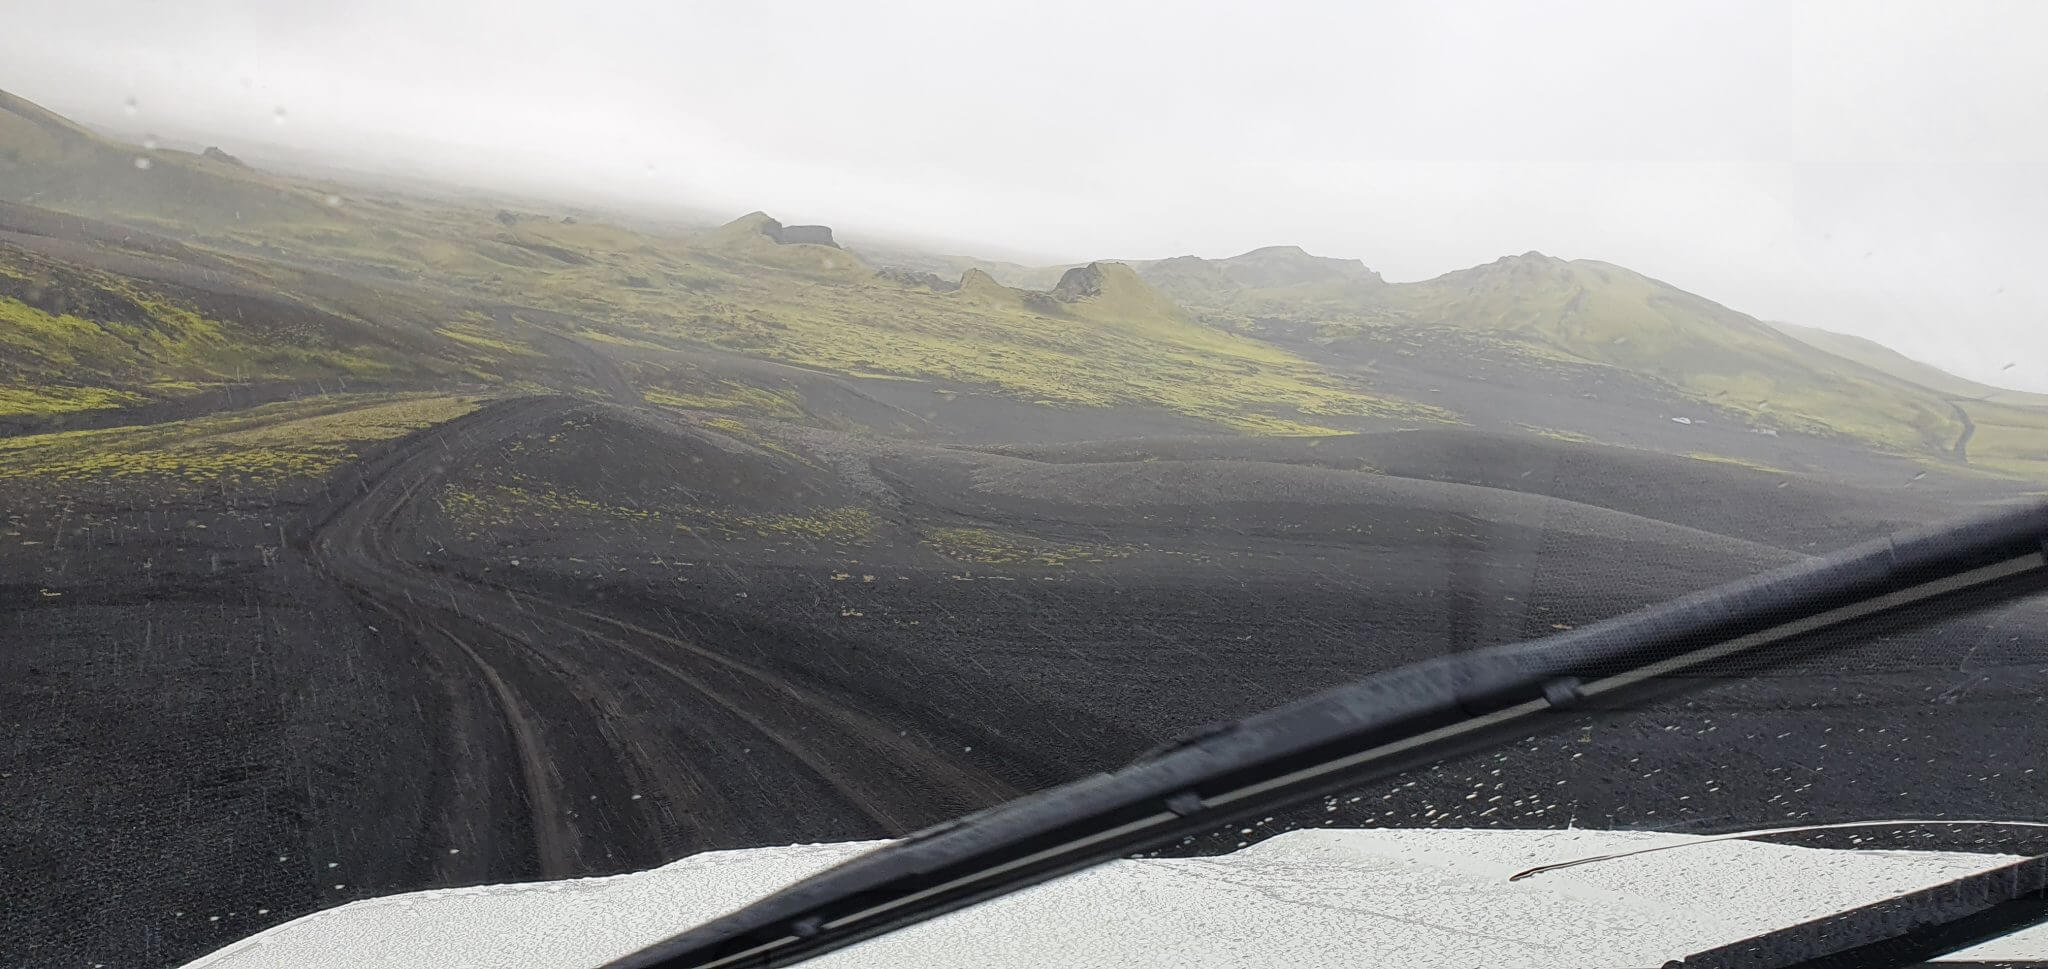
[5,0,2046,390]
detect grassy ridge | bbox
[1065,246,2047,477]
[1383,254,2047,472]
[1769,320,2048,411]
[4,83,1441,436]
[3,86,2041,476]
[0,242,430,417]
[0,393,478,487]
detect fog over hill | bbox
[4,0,2046,390]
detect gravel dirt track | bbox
[5,395,2046,969]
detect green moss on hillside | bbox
[0,394,478,485]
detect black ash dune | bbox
[6,393,2047,969]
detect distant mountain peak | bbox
[1223,244,1379,278]
[1126,246,1384,300]
[1493,250,1565,266]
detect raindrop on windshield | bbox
[121,97,137,115]
[142,134,158,150]
[132,157,151,170]
[272,106,287,125]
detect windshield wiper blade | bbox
[605,499,2048,969]
[1664,851,2048,969]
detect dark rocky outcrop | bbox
[1051,263,1106,302]
[877,267,960,292]
[200,146,248,168]
[495,209,519,226]
[765,222,839,248]
[707,212,842,250]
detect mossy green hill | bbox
[1376,252,2045,469]
[1002,244,2048,477]
[4,86,2042,476]
[1769,320,2048,411]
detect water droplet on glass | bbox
[273,106,288,124]
[143,135,159,150]
[122,97,138,115]
[133,157,152,170]
[325,194,343,208]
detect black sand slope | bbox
[4,396,2045,968]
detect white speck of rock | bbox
[327,862,339,868]
[334,884,345,890]
[258,908,269,915]
[449,848,461,854]
[631,793,643,800]
[209,915,220,922]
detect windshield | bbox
[3,3,2046,968]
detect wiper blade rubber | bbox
[606,499,2048,969]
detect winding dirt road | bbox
[306,397,1026,883]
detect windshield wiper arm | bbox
[605,499,2048,969]
[1664,851,2048,969]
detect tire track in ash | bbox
[311,395,1030,883]
[485,306,641,406]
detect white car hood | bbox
[183,828,2047,969]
